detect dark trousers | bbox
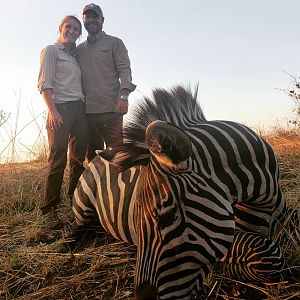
[86,113,123,162]
[41,101,88,215]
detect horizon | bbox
[1,0,300,162]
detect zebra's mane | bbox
[113,85,206,170]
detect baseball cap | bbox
[83,3,103,17]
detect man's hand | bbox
[116,92,130,115]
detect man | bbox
[76,3,136,161]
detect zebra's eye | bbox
[158,205,178,231]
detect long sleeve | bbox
[113,39,136,92]
[37,45,57,93]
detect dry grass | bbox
[263,128,300,210]
[0,129,299,299]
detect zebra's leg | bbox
[55,220,105,253]
[218,231,285,283]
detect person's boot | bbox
[67,194,73,208]
[43,208,64,230]
[55,222,105,253]
[55,224,86,253]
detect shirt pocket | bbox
[95,47,111,55]
[56,54,76,74]
[94,48,112,67]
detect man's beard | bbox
[85,22,103,35]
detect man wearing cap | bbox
[76,3,136,162]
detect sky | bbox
[0,0,300,160]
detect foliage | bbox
[0,110,9,127]
[281,73,300,127]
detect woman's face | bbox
[59,18,81,46]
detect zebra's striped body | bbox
[180,119,283,237]
[73,86,286,299]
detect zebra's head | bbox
[132,121,235,300]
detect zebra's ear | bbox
[145,120,192,169]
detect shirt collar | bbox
[55,41,75,56]
[87,31,106,44]
[55,41,65,50]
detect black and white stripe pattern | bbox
[73,157,140,244]
[188,120,282,238]
[73,154,235,299]
[72,85,286,299]
[220,231,284,282]
[114,86,285,239]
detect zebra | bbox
[69,85,286,299]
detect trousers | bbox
[86,112,123,162]
[41,101,88,214]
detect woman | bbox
[38,16,88,230]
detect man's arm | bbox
[113,39,136,115]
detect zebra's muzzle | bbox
[135,282,158,300]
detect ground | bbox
[0,130,299,299]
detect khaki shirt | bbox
[76,31,136,113]
[38,42,84,103]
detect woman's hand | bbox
[48,109,63,131]
[42,89,63,131]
